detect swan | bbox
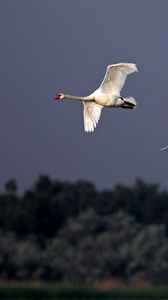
[54,62,138,132]
[160,145,168,151]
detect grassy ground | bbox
[0,285,168,299]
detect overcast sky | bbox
[0,0,168,192]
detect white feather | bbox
[83,101,103,132]
[99,63,138,96]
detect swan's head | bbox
[54,93,65,100]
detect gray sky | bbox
[0,0,168,191]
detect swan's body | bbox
[55,63,138,132]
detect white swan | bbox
[54,63,138,132]
[160,145,168,151]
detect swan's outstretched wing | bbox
[99,63,138,95]
[83,101,103,132]
[160,145,168,151]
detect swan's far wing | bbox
[83,101,103,132]
[99,63,137,95]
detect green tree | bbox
[127,225,168,284]
[45,210,140,284]
[5,179,18,195]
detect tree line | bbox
[0,175,168,284]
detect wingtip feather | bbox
[107,62,138,72]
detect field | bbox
[0,285,168,299]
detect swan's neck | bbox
[63,93,92,101]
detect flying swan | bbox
[54,63,138,132]
[160,145,168,151]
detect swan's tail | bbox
[122,97,137,109]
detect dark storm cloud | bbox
[0,0,168,191]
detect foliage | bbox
[0,175,168,283]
